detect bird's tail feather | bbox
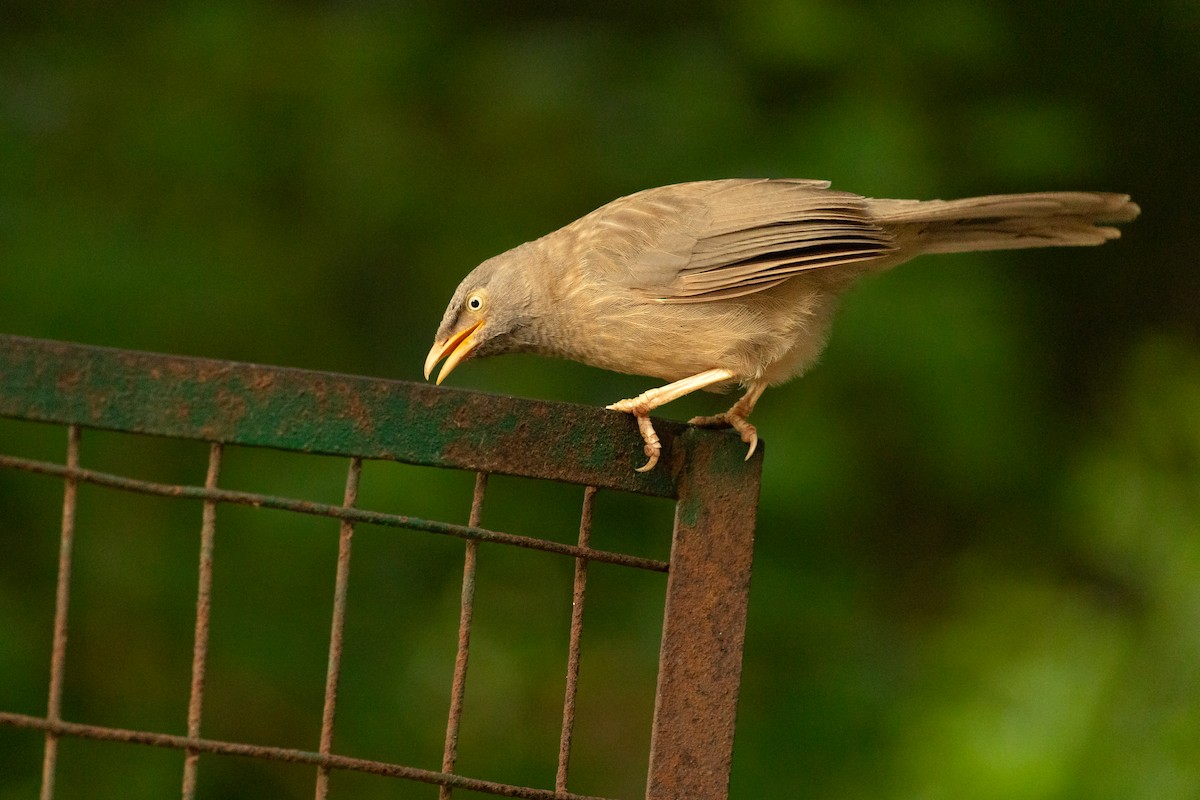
[866,192,1140,254]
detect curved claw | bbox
[635,450,660,473]
[743,431,759,461]
[692,411,759,461]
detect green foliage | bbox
[1,1,1196,798]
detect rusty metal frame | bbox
[0,334,761,800]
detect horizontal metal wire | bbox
[0,712,614,800]
[0,453,668,573]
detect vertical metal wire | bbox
[439,472,488,799]
[40,424,80,800]
[556,486,596,793]
[315,457,363,800]
[182,442,224,800]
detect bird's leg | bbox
[688,381,767,461]
[606,368,737,472]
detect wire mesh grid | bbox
[0,335,761,800]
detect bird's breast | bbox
[537,266,862,387]
[525,290,775,384]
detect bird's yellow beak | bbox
[424,320,485,385]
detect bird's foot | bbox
[632,414,661,472]
[606,371,743,472]
[688,411,759,461]
[606,399,661,472]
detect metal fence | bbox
[0,334,761,800]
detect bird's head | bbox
[424,247,539,384]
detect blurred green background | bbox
[2,2,1198,798]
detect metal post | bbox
[645,431,762,800]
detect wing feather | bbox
[607,180,896,303]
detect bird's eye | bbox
[467,294,484,311]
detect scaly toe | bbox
[687,412,731,429]
[630,413,662,472]
[608,398,646,414]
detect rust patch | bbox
[249,370,275,391]
[311,378,330,414]
[333,382,375,435]
[213,388,249,425]
[411,382,443,410]
[86,389,109,422]
[55,369,83,393]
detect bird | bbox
[424,179,1139,472]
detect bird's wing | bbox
[592,179,898,303]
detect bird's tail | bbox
[866,192,1140,254]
